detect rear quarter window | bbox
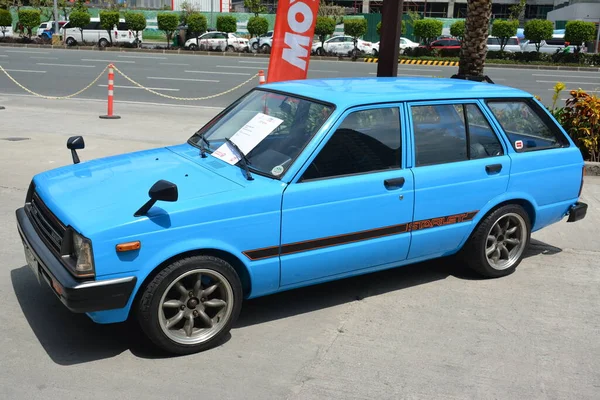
[486,99,569,152]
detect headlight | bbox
[62,229,95,278]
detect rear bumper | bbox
[567,202,587,223]
[16,207,136,313]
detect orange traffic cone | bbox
[258,70,266,85]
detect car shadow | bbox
[11,238,563,364]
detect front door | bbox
[406,100,511,260]
[280,105,415,287]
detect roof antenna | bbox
[450,74,495,84]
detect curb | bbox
[364,57,459,67]
[585,162,600,176]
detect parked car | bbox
[312,35,373,56]
[421,38,462,50]
[521,36,583,54]
[62,18,140,47]
[486,36,523,52]
[37,21,67,39]
[0,25,14,38]
[185,31,249,52]
[372,37,420,56]
[249,30,273,52]
[16,77,588,355]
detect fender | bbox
[456,191,540,249]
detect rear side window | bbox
[117,22,128,30]
[487,100,569,151]
[411,103,504,166]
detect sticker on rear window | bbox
[515,140,524,150]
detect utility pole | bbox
[376,0,403,77]
[53,0,59,44]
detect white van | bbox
[62,17,141,47]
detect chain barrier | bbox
[112,65,259,101]
[0,63,259,102]
[0,64,109,100]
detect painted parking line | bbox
[160,63,190,66]
[98,84,179,92]
[118,55,167,59]
[536,80,598,85]
[147,76,220,83]
[37,63,96,68]
[216,65,266,69]
[4,50,49,54]
[0,55,8,57]
[30,56,58,60]
[185,70,251,76]
[82,59,136,64]
[3,69,46,73]
[533,72,600,78]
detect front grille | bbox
[29,191,66,254]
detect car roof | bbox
[259,77,532,108]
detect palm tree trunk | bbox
[458,0,492,77]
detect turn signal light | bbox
[116,241,141,252]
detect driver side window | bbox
[301,107,401,181]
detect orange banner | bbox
[266,0,319,83]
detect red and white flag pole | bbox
[100,63,121,119]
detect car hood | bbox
[32,146,243,235]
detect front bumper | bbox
[567,202,588,222]
[16,207,136,313]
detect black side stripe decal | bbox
[242,210,478,261]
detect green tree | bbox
[244,0,265,17]
[124,12,146,47]
[68,10,90,44]
[18,9,41,38]
[178,0,196,25]
[72,0,87,12]
[157,12,178,49]
[187,12,207,50]
[343,18,367,60]
[216,15,237,51]
[413,19,443,45]
[491,19,519,51]
[30,0,54,23]
[565,20,596,52]
[376,20,406,38]
[458,0,492,77]
[0,9,12,38]
[450,20,465,40]
[523,19,553,52]
[58,0,70,20]
[317,0,345,24]
[99,10,119,46]
[315,16,335,47]
[247,15,268,50]
[509,0,526,23]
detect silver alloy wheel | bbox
[485,212,527,270]
[158,269,234,345]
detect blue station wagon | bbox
[16,77,588,355]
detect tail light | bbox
[578,166,585,197]
[114,31,117,39]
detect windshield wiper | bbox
[225,138,253,181]
[198,134,210,158]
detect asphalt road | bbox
[1,47,600,108]
[1,99,600,399]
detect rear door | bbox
[279,104,415,286]
[407,100,511,260]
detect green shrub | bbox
[344,18,368,59]
[450,20,465,40]
[157,13,179,49]
[413,19,443,44]
[491,19,519,51]
[217,15,237,50]
[125,12,146,46]
[68,11,90,44]
[0,10,12,38]
[315,17,335,45]
[564,20,596,52]
[523,19,554,52]
[561,89,600,161]
[99,11,120,45]
[187,12,208,49]
[18,9,41,39]
[247,15,268,38]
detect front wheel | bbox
[98,38,109,48]
[65,37,76,46]
[188,43,197,51]
[460,204,531,278]
[261,44,271,54]
[136,255,243,355]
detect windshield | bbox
[189,90,334,178]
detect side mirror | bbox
[66,136,85,164]
[134,180,178,217]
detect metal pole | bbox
[53,0,59,42]
[596,19,600,53]
[376,0,403,77]
[211,0,214,30]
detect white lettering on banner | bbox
[281,0,315,72]
[283,33,310,70]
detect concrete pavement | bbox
[1,47,600,107]
[1,98,600,399]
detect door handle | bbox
[485,164,503,174]
[384,177,405,189]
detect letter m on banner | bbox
[267,0,319,83]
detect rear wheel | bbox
[98,38,109,48]
[461,204,531,278]
[188,43,197,51]
[136,255,243,355]
[261,44,271,54]
[226,45,235,52]
[65,37,76,46]
[316,47,324,56]
[251,42,259,50]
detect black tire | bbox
[261,44,271,54]
[188,43,197,51]
[136,255,243,355]
[226,45,235,52]
[373,49,378,57]
[65,37,76,46]
[251,42,259,50]
[460,204,531,278]
[316,47,324,56]
[98,38,109,48]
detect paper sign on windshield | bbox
[213,113,284,165]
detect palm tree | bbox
[457,0,492,78]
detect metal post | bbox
[211,0,215,30]
[376,0,403,77]
[596,19,600,53]
[53,0,59,42]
